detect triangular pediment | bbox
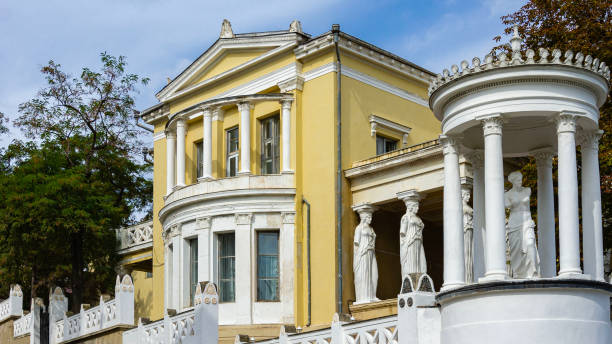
[157,32,305,102]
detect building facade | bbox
[119,19,446,339]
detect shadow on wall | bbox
[133,272,153,323]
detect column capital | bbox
[201,107,213,118]
[556,113,577,133]
[280,98,293,110]
[478,114,503,136]
[352,203,377,217]
[212,107,224,121]
[176,117,186,127]
[397,189,421,205]
[237,101,253,112]
[464,150,484,169]
[165,130,177,139]
[281,212,296,224]
[440,135,462,155]
[196,217,212,230]
[278,76,304,92]
[460,177,473,188]
[235,213,253,225]
[532,148,555,168]
[577,129,603,151]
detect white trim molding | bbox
[153,131,166,142]
[369,114,412,144]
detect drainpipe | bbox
[332,23,343,316]
[302,197,311,327]
[133,110,154,133]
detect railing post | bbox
[193,281,219,344]
[48,287,67,344]
[331,313,345,344]
[279,325,290,344]
[9,284,24,318]
[115,275,134,325]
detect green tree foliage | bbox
[492,1,611,251]
[0,53,152,310]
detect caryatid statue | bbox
[398,190,427,277]
[504,171,541,278]
[352,204,379,304]
[462,187,474,284]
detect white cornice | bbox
[158,39,298,102]
[303,62,337,81]
[153,131,166,142]
[369,115,412,144]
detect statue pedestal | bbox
[348,299,397,321]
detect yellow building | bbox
[119,19,456,342]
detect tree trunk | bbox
[70,230,84,313]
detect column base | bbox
[237,171,251,176]
[557,271,590,280]
[441,282,466,292]
[478,271,509,283]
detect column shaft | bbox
[441,135,465,291]
[481,116,508,281]
[238,102,251,174]
[580,130,604,280]
[535,151,556,278]
[172,233,181,309]
[281,100,292,172]
[166,131,176,195]
[202,109,213,180]
[176,119,186,186]
[468,152,486,280]
[556,114,582,277]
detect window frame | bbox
[260,115,280,175]
[188,238,198,305]
[226,126,239,177]
[256,230,280,302]
[217,232,236,303]
[376,134,398,155]
[195,140,203,179]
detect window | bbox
[189,239,198,305]
[195,141,203,179]
[218,233,235,303]
[376,135,398,155]
[261,116,280,174]
[146,271,153,279]
[226,127,239,177]
[257,231,279,301]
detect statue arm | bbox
[354,226,361,246]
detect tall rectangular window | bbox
[261,116,280,174]
[376,135,398,155]
[226,127,239,177]
[195,141,203,179]
[257,231,279,301]
[218,233,236,303]
[189,239,198,305]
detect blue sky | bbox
[0,0,526,144]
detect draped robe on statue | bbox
[400,212,427,277]
[504,185,541,278]
[353,221,378,303]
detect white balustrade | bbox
[117,220,154,252]
[122,281,219,344]
[50,275,134,344]
[0,284,23,322]
[13,312,32,337]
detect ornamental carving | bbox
[578,130,603,151]
[237,102,253,113]
[282,212,296,224]
[465,151,484,169]
[235,213,252,225]
[556,114,577,134]
[481,116,504,136]
[533,151,554,168]
[220,19,234,39]
[440,135,461,155]
[196,217,212,230]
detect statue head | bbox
[360,212,372,225]
[461,189,471,202]
[406,200,419,214]
[508,170,523,186]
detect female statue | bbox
[353,209,378,304]
[462,189,474,283]
[504,171,541,278]
[400,199,427,277]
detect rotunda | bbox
[429,27,611,344]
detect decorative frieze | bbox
[196,217,212,230]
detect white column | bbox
[280,212,295,323]
[201,108,213,180]
[534,150,556,278]
[164,243,171,311]
[280,99,293,173]
[171,226,181,310]
[176,118,186,186]
[480,115,508,281]
[556,113,583,277]
[466,151,486,281]
[440,135,465,291]
[234,213,252,323]
[579,130,604,281]
[166,131,176,195]
[196,217,211,283]
[237,102,252,175]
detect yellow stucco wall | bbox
[193,49,273,85]
[141,34,440,328]
[132,270,154,322]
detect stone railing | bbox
[50,275,134,344]
[116,220,154,253]
[122,281,219,344]
[0,284,23,323]
[351,139,440,168]
[13,312,32,337]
